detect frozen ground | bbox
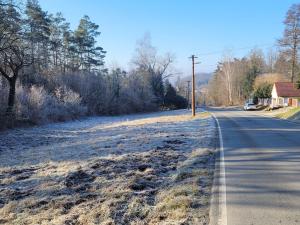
[0,109,217,225]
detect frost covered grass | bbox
[0,109,216,225]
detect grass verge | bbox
[275,107,300,120]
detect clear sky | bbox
[39,0,298,76]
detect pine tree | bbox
[242,49,266,99]
[25,0,51,71]
[49,12,66,69]
[0,0,21,53]
[74,15,105,72]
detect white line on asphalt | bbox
[211,113,228,225]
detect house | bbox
[271,82,300,107]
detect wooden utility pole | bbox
[186,81,191,110]
[189,55,198,116]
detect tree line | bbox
[205,4,300,106]
[0,0,187,129]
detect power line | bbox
[196,43,278,57]
[192,43,281,72]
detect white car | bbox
[244,103,257,111]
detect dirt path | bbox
[0,110,216,225]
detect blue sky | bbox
[39,0,298,75]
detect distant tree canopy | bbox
[207,49,267,106]
[205,4,300,106]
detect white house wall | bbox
[271,84,278,98]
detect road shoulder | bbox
[209,113,227,225]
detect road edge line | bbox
[209,113,228,225]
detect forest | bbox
[0,0,186,129]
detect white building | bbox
[271,82,300,107]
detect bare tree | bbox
[132,33,175,104]
[206,49,266,106]
[0,44,30,114]
[266,48,277,73]
[278,4,300,83]
[254,73,289,90]
[220,54,235,105]
[274,52,290,75]
[0,1,31,115]
[132,33,175,79]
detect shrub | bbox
[17,85,56,123]
[164,82,188,109]
[1,69,169,129]
[16,85,86,124]
[253,83,272,99]
[54,86,87,119]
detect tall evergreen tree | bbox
[25,0,51,71]
[242,49,266,99]
[49,12,66,69]
[74,15,105,72]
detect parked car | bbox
[244,103,257,111]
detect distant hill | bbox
[181,73,213,88]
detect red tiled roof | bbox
[274,82,300,97]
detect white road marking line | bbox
[211,113,228,225]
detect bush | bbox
[1,69,171,129]
[54,86,87,119]
[164,82,188,109]
[253,83,272,99]
[16,85,86,124]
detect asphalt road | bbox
[211,108,300,225]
